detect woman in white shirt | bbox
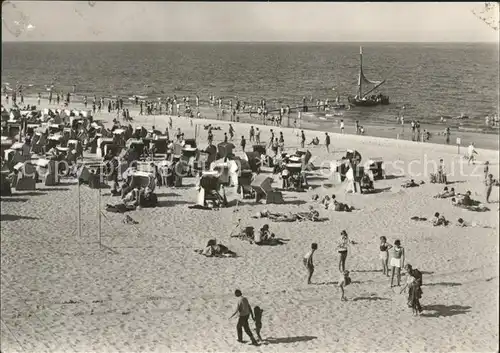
[336,230,350,273]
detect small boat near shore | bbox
[348,47,390,107]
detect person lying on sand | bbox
[432,212,449,226]
[401,179,424,188]
[455,190,476,206]
[451,197,490,212]
[254,207,321,222]
[198,239,237,257]
[253,224,286,245]
[308,137,320,145]
[294,206,321,221]
[456,218,492,228]
[331,200,355,212]
[325,195,354,212]
[433,186,455,199]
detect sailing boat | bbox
[348,47,390,107]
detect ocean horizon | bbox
[2,41,499,130]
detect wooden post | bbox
[77,180,81,237]
[98,175,102,249]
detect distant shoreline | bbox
[8,94,499,151]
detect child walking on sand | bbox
[253,306,263,341]
[390,240,405,287]
[379,236,393,276]
[338,270,351,301]
[485,174,494,203]
[303,243,318,284]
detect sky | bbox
[1,1,499,42]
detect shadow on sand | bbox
[384,175,405,180]
[41,187,70,191]
[0,197,29,203]
[352,296,391,302]
[12,191,47,196]
[155,192,181,197]
[314,281,338,286]
[445,180,467,185]
[362,187,392,194]
[1,214,40,222]
[284,200,308,206]
[352,269,383,273]
[421,305,471,318]
[156,200,191,207]
[423,282,462,287]
[264,336,317,344]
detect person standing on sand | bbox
[336,230,352,273]
[485,174,494,203]
[467,143,478,165]
[325,132,331,152]
[338,270,351,301]
[229,290,259,346]
[400,264,423,316]
[483,161,489,181]
[278,132,285,154]
[379,236,393,276]
[390,239,405,287]
[301,130,306,148]
[303,243,318,284]
[229,124,235,140]
[240,136,246,151]
[255,128,261,144]
[271,138,279,157]
[37,93,41,106]
[340,119,345,134]
[249,126,255,142]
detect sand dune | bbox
[1,101,499,352]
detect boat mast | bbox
[358,46,363,98]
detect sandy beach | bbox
[1,97,499,352]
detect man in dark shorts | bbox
[303,243,318,284]
[229,290,259,346]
